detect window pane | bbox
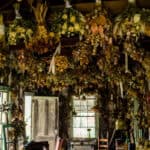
[79,112,87,116]
[81,100,87,105]
[73,128,88,138]
[73,100,80,106]
[87,100,95,107]
[74,106,81,111]
[73,128,81,138]
[87,112,95,116]
[72,95,97,138]
[73,117,80,127]
[88,117,95,127]
[3,92,7,102]
[80,103,87,111]
[80,128,88,138]
[88,128,95,138]
[81,117,87,127]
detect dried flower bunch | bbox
[26,0,59,54]
[7,19,33,46]
[72,42,92,67]
[26,25,58,54]
[85,4,112,55]
[55,55,70,73]
[51,1,85,37]
[113,6,145,41]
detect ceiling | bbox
[1,0,150,14]
[0,0,150,48]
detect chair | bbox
[115,139,128,150]
[98,138,109,150]
[55,136,64,150]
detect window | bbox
[0,87,10,150]
[72,95,98,138]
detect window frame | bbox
[70,95,99,139]
[0,86,11,149]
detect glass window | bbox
[0,90,9,149]
[72,95,97,138]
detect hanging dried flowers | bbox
[7,3,33,46]
[142,53,150,79]
[123,42,144,62]
[72,42,92,67]
[26,0,59,54]
[7,19,33,46]
[113,6,145,42]
[16,49,27,73]
[51,0,85,38]
[85,3,112,55]
[55,55,70,73]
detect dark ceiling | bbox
[0,0,150,48]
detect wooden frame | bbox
[2,124,14,150]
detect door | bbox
[31,96,59,150]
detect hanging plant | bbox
[113,4,145,42]
[7,3,33,46]
[85,1,112,55]
[142,53,150,79]
[51,0,85,38]
[16,49,28,73]
[140,9,150,37]
[26,0,59,54]
[7,19,33,46]
[54,55,70,73]
[123,42,144,62]
[72,41,92,68]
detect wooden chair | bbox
[115,139,128,150]
[55,136,64,150]
[98,138,109,150]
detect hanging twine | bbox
[119,81,124,98]
[8,71,12,86]
[125,52,129,73]
[48,42,61,75]
[65,0,72,8]
[19,85,23,99]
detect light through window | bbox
[0,88,9,149]
[72,95,97,138]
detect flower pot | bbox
[102,0,128,15]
